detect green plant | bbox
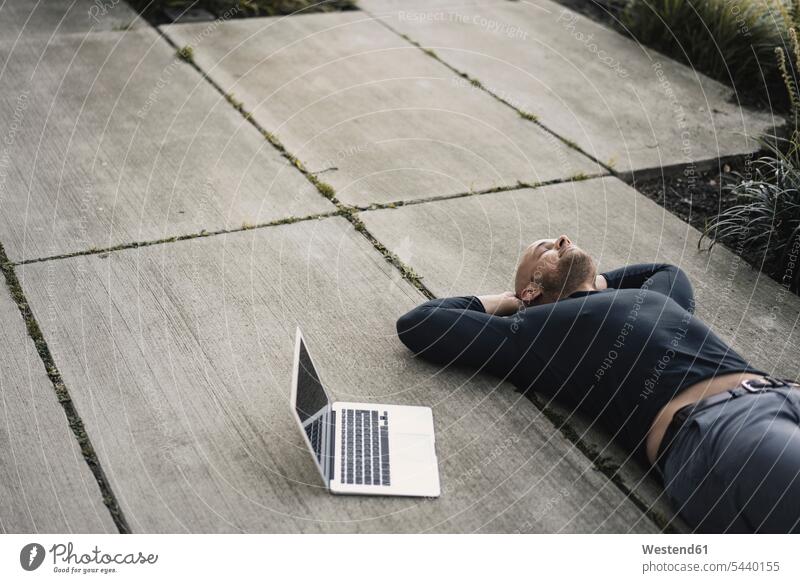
[176,45,194,61]
[775,5,800,141]
[623,0,790,107]
[701,6,800,292]
[701,138,800,292]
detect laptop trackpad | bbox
[393,433,435,473]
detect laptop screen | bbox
[295,335,330,423]
[292,330,333,484]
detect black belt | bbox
[655,375,800,475]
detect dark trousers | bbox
[661,387,800,533]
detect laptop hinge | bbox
[327,408,336,483]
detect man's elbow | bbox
[396,308,423,353]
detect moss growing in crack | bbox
[570,172,591,181]
[562,138,580,150]
[176,45,194,62]
[316,181,336,199]
[518,110,538,122]
[224,93,244,111]
[271,215,299,226]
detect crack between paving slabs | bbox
[361,8,616,176]
[14,210,341,266]
[351,172,610,212]
[0,241,132,533]
[14,173,609,268]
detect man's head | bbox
[514,235,597,305]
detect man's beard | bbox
[542,249,595,299]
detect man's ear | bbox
[519,283,542,306]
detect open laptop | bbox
[290,327,440,497]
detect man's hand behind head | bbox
[478,292,524,316]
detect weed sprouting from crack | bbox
[176,45,194,62]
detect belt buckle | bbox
[741,375,787,393]
[740,378,766,393]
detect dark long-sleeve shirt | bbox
[396,264,764,461]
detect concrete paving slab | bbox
[360,176,800,525]
[0,282,115,533]
[0,28,332,263]
[162,12,599,207]
[19,217,656,532]
[0,0,143,38]
[360,0,776,174]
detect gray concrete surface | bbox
[361,176,800,525]
[18,217,657,533]
[360,0,776,174]
[0,0,143,38]
[162,12,600,206]
[2,0,792,535]
[0,28,332,263]
[0,282,115,533]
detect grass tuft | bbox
[702,8,800,293]
[176,45,194,62]
[623,0,790,108]
[314,181,337,200]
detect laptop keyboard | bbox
[341,409,390,486]
[305,416,324,463]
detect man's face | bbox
[514,235,595,305]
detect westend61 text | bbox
[642,544,708,555]
[49,542,159,566]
